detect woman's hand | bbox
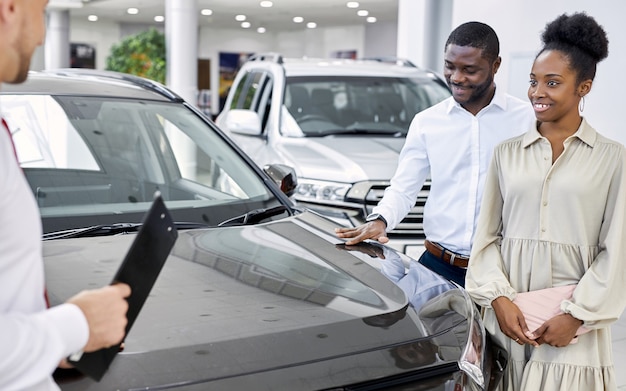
[491,296,539,346]
[532,313,583,347]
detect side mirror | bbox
[263,163,298,197]
[223,109,262,136]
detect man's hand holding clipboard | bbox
[67,192,178,381]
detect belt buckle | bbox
[449,252,456,265]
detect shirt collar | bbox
[522,117,597,148]
[446,84,507,114]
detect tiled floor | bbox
[613,310,626,390]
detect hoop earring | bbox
[579,96,585,112]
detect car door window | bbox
[229,70,273,134]
[231,70,264,110]
[256,74,273,131]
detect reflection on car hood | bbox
[48,211,468,390]
[277,136,405,182]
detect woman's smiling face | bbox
[528,49,585,124]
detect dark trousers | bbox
[418,248,466,287]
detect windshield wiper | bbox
[312,128,403,137]
[218,205,289,227]
[43,206,290,240]
[43,222,210,241]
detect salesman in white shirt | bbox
[336,21,535,287]
[0,0,131,389]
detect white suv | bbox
[216,53,450,257]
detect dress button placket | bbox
[539,140,552,239]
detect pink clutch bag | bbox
[513,285,589,344]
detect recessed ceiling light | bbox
[154,15,164,22]
[366,16,377,23]
[87,14,98,21]
[260,1,273,7]
[306,22,317,29]
[241,21,251,28]
[347,2,359,8]
[235,14,246,21]
[257,27,266,33]
[293,16,304,23]
[127,7,139,15]
[200,9,213,16]
[357,10,369,16]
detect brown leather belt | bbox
[424,240,469,268]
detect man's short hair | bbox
[445,21,500,62]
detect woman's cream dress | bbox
[466,119,626,390]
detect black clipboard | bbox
[67,192,178,381]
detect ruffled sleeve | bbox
[465,146,516,307]
[562,143,626,328]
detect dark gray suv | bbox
[1,69,504,390]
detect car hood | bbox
[49,211,470,390]
[275,135,405,183]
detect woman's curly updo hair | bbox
[538,12,609,84]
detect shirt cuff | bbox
[45,303,89,357]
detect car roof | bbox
[0,69,181,102]
[250,56,442,79]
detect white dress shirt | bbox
[373,87,535,255]
[0,120,88,390]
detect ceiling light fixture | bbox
[260,1,273,7]
[154,15,164,22]
[235,14,246,21]
[257,27,266,33]
[87,14,98,21]
[200,9,213,16]
[306,22,317,29]
[126,7,138,15]
[241,21,251,28]
[366,16,377,23]
[347,2,359,8]
[357,10,369,16]
[293,16,304,23]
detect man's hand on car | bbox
[335,220,389,245]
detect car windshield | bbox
[283,76,450,136]
[1,94,283,234]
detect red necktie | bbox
[2,118,50,308]
[2,118,18,160]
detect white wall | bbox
[364,21,397,58]
[451,1,623,144]
[69,19,121,70]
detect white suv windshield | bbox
[284,76,450,136]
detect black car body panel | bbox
[49,211,474,390]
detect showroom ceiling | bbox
[61,0,398,31]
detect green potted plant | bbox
[105,28,166,84]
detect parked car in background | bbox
[216,54,450,258]
[1,69,504,390]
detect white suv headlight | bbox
[295,179,351,202]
